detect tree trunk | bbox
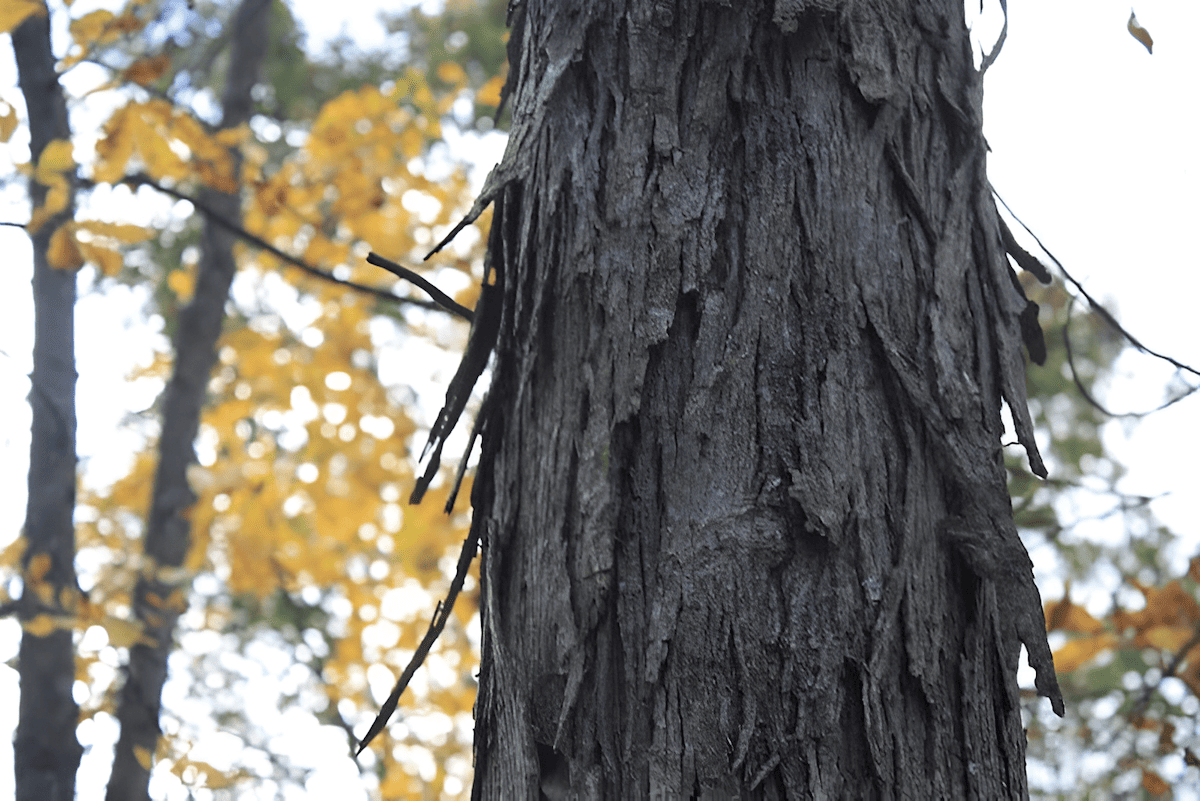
[105,1,270,798]
[12,7,83,801]
[461,1,1063,797]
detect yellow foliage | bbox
[0,98,17,142]
[477,73,505,108]
[123,54,171,87]
[27,552,52,582]
[133,745,154,771]
[76,238,123,276]
[1045,596,1106,635]
[102,614,156,648]
[69,9,120,47]
[1053,633,1119,674]
[436,61,467,87]
[166,268,194,302]
[23,614,61,638]
[0,0,45,37]
[77,219,153,243]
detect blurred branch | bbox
[113,173,452,314]
[995,190,1200,382]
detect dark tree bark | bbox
[452,1,1063,797]
[105,1,270,798]
[12,7,83,801]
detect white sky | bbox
[1,0,1199,798]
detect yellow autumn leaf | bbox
[0,0,44,36]
[1045,597,1105,634]
[214,124,249,147]
[48,226,84,270]
[436,60,467,87]
[76,239,123,276]
[0,99,17,143]
[23,614,60,638]
[477,73,505,107]
[93,104,134,183]
[1128,11,1153,54]
[76,219,154,243]
[167,267,196,301]
[1052,632,1119,674]
[69,9,120,47]
[1142,624,1195,653]
[27,552,52,582]
[123,54,171,87]
[1142,768,1169,795]
[102,615,155,648]
[36,138,75,179]
[133,745,154,771]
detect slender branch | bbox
[1062,297,1199,418]
[114,173,450,314]
[994,189,1200,380]
[367,252,473,321]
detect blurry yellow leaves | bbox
[477,73,505,108]
[1049,578,1200,683]
[167,266,196,302]
[436,61,467,87]
[93,100,237,191]
[45,218,152,273]
[0,0,45,36]
[133,745,154,771]
[1053,632,1119,674]
[0,98,18,143]
[1045,594,1105,634]
[48,225,85,269]
[1128,10,1153,54]
[28,138,75,232]
[101,614,156,648]
[123,54,171,87]
[62,8,148,69]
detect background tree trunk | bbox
[12,7,83,801]
[464,1,1062,797]
[105,1,270,797]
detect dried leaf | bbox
[123,54,171,87]
[1128,11,1153,54]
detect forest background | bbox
[0,0,1198,798]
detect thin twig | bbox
[1062,297,1200,418]
[994,189,1200,380]
[366,252,473,321]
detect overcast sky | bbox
[1,1,1198,797]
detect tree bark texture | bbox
[12,7,83,801]
[458,1,1063,797]
[106,1,270,798]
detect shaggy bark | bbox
[12,7,83,801]
[453,0,1062,797]
[105,1,270,797]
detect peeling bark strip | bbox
[461,1,1062,797]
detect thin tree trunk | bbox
[461,1,1062,797]
[106,1,270,797]
[12,6,83,800]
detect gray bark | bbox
[12,6,83,800]
[457,1,1062,797]
[105,1,270,798]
